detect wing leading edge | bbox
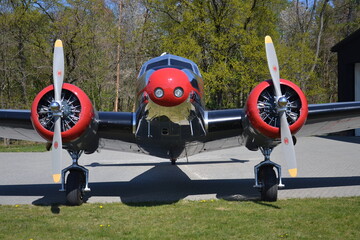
[0,110,138,147]
[0,109,44,142]
[204,101,360,141]
[1,101,360,150]
[299,101,360,137]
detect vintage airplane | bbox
[1,36,360,205]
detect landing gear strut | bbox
[59,150,90,205]
[254,147,284,202]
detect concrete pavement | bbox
[0,136,359,205]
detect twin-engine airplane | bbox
[1,36,360,205]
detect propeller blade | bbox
[265,36,297,177]
[53,40,64,102]
[280,113,297,177]
[265,36,282,97]
[52,116,62,182]
[51,39,64,183]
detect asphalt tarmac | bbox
[0,136,359,205]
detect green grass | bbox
[0,141,46,152]
[0,197,359,239]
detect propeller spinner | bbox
[265,36,297,177]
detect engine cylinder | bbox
[31,83,95,143]
[245,79,308,139]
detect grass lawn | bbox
[0,197,359,240]
[0,141,46,152]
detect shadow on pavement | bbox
[86,158,249,168]
[318,135,360,144]
[0,164,359,206]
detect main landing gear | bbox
[59,150,90,206]
[254,147,284,202]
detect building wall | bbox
[355,63,360,136]
[332,29,360,136]
[337,59,354,102]
[337,44,360,102]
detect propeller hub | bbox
[50,101,60,111]
[277,96,288,108]
[50,101,62,116]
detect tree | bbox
[145,0,287,108]
[1,0,359,111]
[49,0,117,110]
[0,0,53,108]
[279,0,360,103]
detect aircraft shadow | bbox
[86,164,258,205]
[318,135,360,144]
[282,176,360,189]
[0,164,359,206]
[86,158,249,168]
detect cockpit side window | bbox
[145,70,155,84]
[193,65,200,76]
[138,65,145,78]
[182,69,200,91]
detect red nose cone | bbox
[146,68,192,107]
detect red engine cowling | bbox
[245,79,308,139]
[30,83,95,144]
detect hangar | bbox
[331,28,360,136]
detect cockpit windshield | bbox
[146,59,168,70]
[138,54,201,77]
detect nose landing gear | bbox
[59,150,90,206]
[254,147,284,202]
[65,170,86,205]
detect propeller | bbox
[265,36,297,177]
[51,39,64,183]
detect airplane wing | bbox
[0,110,42,142]
[205,101,360,139]
[0,109,136,143]
[298,102,360,136]
[1,101,360,145]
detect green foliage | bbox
[51,0,117,111]
[0,140,46,152]
[0,0,53,108]
[147,0,289,108]
[0,0,360,110]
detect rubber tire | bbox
[259,166,278,202]
[66,171,85,206]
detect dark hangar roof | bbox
[331,28,360,52]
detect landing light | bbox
[154,88,164,98]
[174,87,184,98]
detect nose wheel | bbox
[258,165,278,202]
[59,150,91,206]
[254,147,284,202]
[66,170,85,206]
